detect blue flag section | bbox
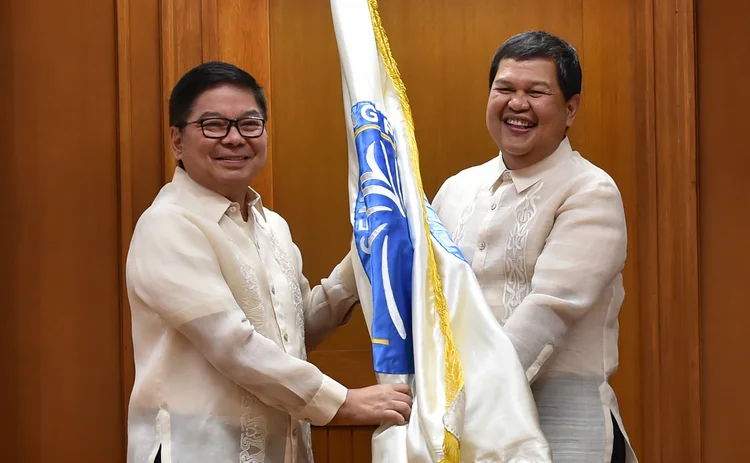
[351,101,415,375]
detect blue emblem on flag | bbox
[352,101,414,375]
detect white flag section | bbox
[331,1,553,462]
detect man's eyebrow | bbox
[195,109,263,119]
[493,79,553,89]
[196,111,223,119]
[530,81,552,89]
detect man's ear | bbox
[170,126,184,162]
[566,94,581,127]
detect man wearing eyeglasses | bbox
[125,61,412,463]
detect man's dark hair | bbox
[488,30,582,101]
[169,61,267,128]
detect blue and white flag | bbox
[331,1,552,462]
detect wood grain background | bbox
[1,0,729,461]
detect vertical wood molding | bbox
[634,0,661,461]
[116,0,134,454]
[201,0,219,61]
[117,1,166,455]
[651,0,701,461]
[160,0,177,181]
[159,0,203,183]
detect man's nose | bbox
[222,123,246,144]
[508,92,530,111]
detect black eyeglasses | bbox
[180,116,266,139]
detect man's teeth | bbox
[505,119,533,127]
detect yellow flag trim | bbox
[366,1,463,461]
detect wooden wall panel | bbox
[311,426,330,461]
[697,0,750,461]
[0,0,17,457]
[652,0,702,462]
[328,427,354,461]
[311,425,378,463]
[0,0,125,459]
[352,427,376,462]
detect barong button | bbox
[271,286,276,295]
[478,242,486,250]
[491,203,497,210]
[283,333,289,342]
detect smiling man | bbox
[432,31,636,462]
[125,61,412,463]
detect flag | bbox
[331,1,553,461]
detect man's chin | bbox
[499,145,533,158]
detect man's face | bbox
[171,83,268,198]
[486,58,579,169]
